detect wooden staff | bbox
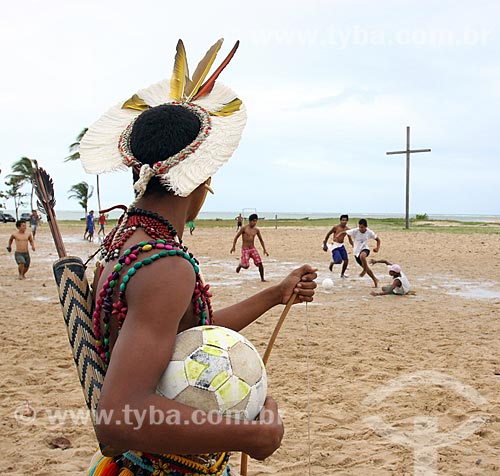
[240,291,298,476]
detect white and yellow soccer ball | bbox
[157,326,267,420]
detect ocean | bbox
[4,209,500,222]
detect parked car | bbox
[0,212,15,223]
[20,212,32,221]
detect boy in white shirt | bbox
[346,219,380,287]
[369,259,411,296]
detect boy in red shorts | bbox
[230,213,269,281]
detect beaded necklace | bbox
[102,207,179,262]
[96,208,213,367]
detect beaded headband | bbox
[80,39,246,198]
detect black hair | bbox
[359,218,368,226]
[340,214,349,221]
[249,213,259,221]
[130,105,201,194]
[16,220,26,228]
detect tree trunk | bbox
[96,175,102,212]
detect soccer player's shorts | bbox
[14,252,30,267]
[240,246,262,268]
[331,245,348,264]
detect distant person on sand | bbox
[98,212,106,238]
[322,214,353,278]
[235,213,243,230]
[187,220,196,235]
[346,219,380,287]
[231,213,269,282]
[369,259,411,296]
[30,210,40,239]
[6,220,35,279]
[86,210,95,242]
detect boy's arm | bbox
[7,234,14,251]
[256,229,269,256]
[29,234,35,251]
[370,259,391,265]
[214,265,317,331]
[322,227,335,251]
[96,257,282,460]
[230,228,243,253]
[373,236,381,253]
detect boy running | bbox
[6,220,35,279]
[322,214,353,277]
[231,213,269,281]
[346,218,380,287]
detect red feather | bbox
[193,41,240,100]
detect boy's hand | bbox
[278,265,317,305]
[6,246,12,252]
[247,396,284,460]
[264,250,269,257]
[322,242,328,252]
[373,247,379,253]
[230,247,235,254]
[369,259,376,265]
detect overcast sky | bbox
[1,0,499,215]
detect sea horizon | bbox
[2,209,500,223]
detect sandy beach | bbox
[1,222,500,475]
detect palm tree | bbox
[68,181,94,217]
[5,175,28,219]
[7,157,35,210]
[65,128,102,211]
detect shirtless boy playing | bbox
[6,220,35,279]
[231,213,269,282]
[322,214,353,277]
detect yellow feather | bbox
[121,94,149,111]
[185,38,224,100]
[210,98,242,116]
[170,39,190,101]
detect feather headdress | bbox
[80,39,246,198]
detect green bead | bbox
[194,265,200,274]
[114,264,122,272]
[189,258,196,266]
[139,241,147,246]
[104,323,109,330]
[123,275,130,283]
[176,250,183,256]
[128,268,136,276]
[120,283,126,292]
[105,352,110,359]
[159,251,168,257]
[151,254,160,261]
[124,249,131,256]
[104,338,109,345]
[157,239,166,244]
[143,258,152,265]
[168,250,177,256]
[134,262,143,269]
[109,280,116,288]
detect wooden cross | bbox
[386,126,431,229]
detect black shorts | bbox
[355,249,370,266]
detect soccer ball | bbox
[157,326,267,420]
[322,278,334,290]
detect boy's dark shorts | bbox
[15,251,30,267]
[355,249,370,266]
[331,245,348,264]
